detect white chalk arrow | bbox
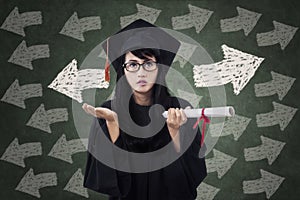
[48,134,87,164]
[193,44,264,95]
[255,71,296,101]
[243,169,285,199]
[256,101,297,131]
[1,79,42,109]
[244,136,285,165]
[0,7,42,36]
[220,7,262,36]
[177,89,202,108]
[120,4,161,28]
[173,41,198,68]
[0,138,42,168]
[48,59,109,103]
[15,168,57,198]
[206,149,237,179]
[26,104,68,133]
[256,21,298,50]
[64,168,89,198]
[171,4,213,33]
[8,40,50,70]
[210,114,251,141]
[60,12,101,41]
[196,182,220,200]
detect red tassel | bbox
[104,38,110,82]
[105,59,110,82]
[193,108,210,146]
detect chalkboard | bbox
[0,0,299,199]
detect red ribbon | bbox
[193,108,210,146]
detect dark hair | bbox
[111,48,172,152]
[113,48,171,106]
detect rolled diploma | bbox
[162,106,235,118]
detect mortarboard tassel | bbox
[104,38,110,82]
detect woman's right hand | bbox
[82,103,120,143]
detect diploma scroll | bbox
[162,106,235,118]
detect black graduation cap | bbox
[103,19,180,82]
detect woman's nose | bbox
[137,66,146,77]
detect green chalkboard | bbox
[0,0,299,199]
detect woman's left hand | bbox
[166,107,188,136]
[166,107,189,152]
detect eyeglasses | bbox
[123,60,157,72]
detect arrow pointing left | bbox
[0,138,42,168]
[1,79,42,109]
[8,40,50,70]
[64,169,89,198]
[15,168,57,198]
[193,44,264,95]
[48,134,87,164]
[26,104,68,133]
[120,4,161,28]
[60,12,101,41]
[0,7,42,36]
[243,169,285,199]
[196,182,220,200]
[48,59,109,103]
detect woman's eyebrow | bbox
[127,59,152,62]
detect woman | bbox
[83,19,207,200]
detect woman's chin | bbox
[133,86,152,94]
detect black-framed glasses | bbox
[123,60,157,72]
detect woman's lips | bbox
[137,80,147,86]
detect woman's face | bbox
[124,51,158,94]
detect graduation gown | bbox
[84,97,207,200]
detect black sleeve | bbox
[83,103,131,197]
[163,98,207,200]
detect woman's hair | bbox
[111,48,173,152]
[113,48,171,108]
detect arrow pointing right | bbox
[206,149,237,179]
[256,101,297,131]
[173,40,198,68]
[120,4,161,28]
[210,114,251,141]
[244,136,285,165]
[15,168,57,198]
[171,4,213,33]
[26,104,68,133]
[243,169,285,199]
[254,71,296,101]
[0,138,42,168]
[8,40,50,70]
[196,182,220,200]
[64,169,89,198]
[48,134,87,164]
[177,89,202,108]
[0,7,42,36]
[256,21,298,50]
[220,6,262,36]
[1,79,42,109]
[193,44,264,95]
